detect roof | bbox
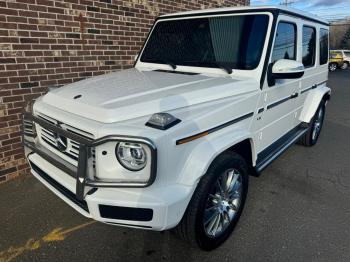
[160,5,329,26]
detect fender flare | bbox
[299,85,331,123]
[177,130,255,187]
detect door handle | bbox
[290,93,299,99]
[312,84,317,89]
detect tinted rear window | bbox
[302,26,316,67]
[320,29,329,65]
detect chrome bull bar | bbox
[22,112,157,201]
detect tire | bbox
[341,62,349,70]
[298,100,326,147]
[175,152,249,251]
[329,63,337,72]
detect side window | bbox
[302,26,316,67]
[271,22,297,63]
[319,29,329,65]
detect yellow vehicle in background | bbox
[329,51,344,72]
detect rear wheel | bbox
[299,100,326,147]
[341,62,349,70]
[175,152,249,250]
[329,63,337,72]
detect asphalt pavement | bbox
[0,70,349,262]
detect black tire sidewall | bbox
[194,153,249,250]
[310,101,326,145]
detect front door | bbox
[254,16,300,154]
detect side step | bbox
[255,125,309,174]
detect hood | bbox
[41,68,258,123]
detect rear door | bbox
[294,24,329,126]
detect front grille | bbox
[36,113,95,167]
[23,118,36,137]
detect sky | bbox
[250,0,350,22]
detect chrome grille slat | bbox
[42,128,55,136]
[41,133,57,144]
[36,113,95,168]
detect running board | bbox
[255,125,309,174]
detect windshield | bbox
[140,14,269,71]
[344,51,350,57]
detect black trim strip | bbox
[267,91,299,110]
[301,80,328,94]
[176,112,254,145]
[29,160,89,212]
[290,92,299,99]
[301,86,314,94]
[258,107,265,114]
[267,96,290,110]
[99,205,153,222]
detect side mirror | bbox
[268,59,305,86]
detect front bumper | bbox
[23,112,193,230]
[28,153,192,230]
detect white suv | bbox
[23,6,331,250]
[332,50,350,69]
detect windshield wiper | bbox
[182,60,233,74]
[159,59,177,70]
[211,61,232,74]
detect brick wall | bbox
[0,0,248,183]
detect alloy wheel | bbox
[203,169,243,238]
[312,106,324,141]
[329,64,337,71]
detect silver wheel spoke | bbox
[207,213,220,235]
[229,202,238,212]
[204,209,218,227]
[225,171,234,193]
[226,171,239,194]
[229,191,241,201]
[203,168,243,238]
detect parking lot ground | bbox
[1,70,350,262]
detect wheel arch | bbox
[299,85,331,124]
[177,132,256,187]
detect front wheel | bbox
[175,152,249,250]
[329,63,337,72]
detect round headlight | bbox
[116,142,147,171]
